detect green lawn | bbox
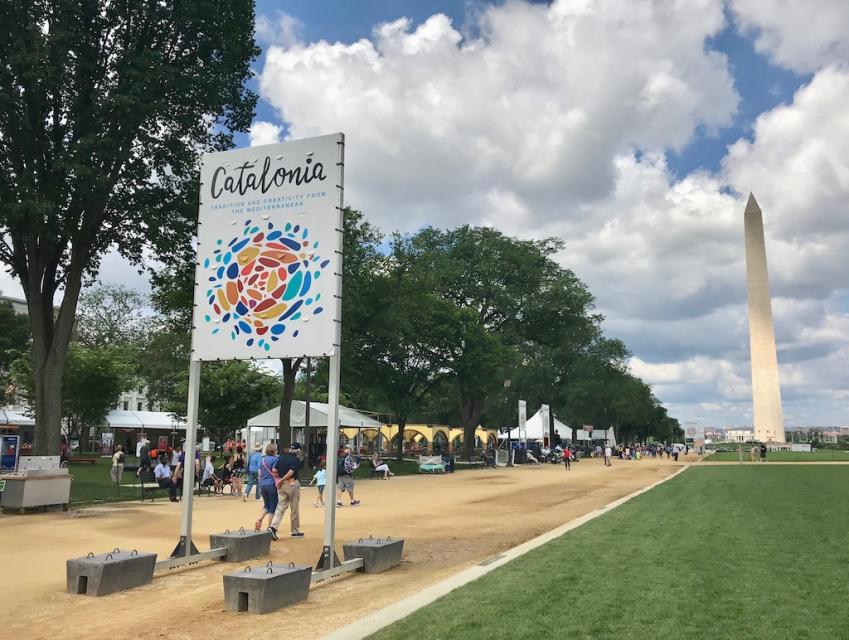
[704,449,849,462]
[369,466,849,640]
[68,457,142,504]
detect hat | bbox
[253,443,262,451]
[289,442,301,450]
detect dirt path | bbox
[0,458,681,640]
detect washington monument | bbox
[743,193,785,443]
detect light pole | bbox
[504,379,513,467]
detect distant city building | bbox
[725,429,756,443]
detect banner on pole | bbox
[540,404,549,443]
[518,400,527,443]
[191,133,343,360]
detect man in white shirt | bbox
[603,445,612,467]
[201,456,222,494]
[154,455,179,501]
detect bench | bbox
[418,455,447,473]
[68,456,98,465]
[138,469,171,502]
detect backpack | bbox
[337,455,347,477]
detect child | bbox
[310,461,327,507]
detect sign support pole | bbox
[316,133,345,574]
[173,359,201,557]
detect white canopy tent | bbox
[0,410,35,426]
[104,410,186,431]
[501,408,569,441]
[248,401,382,429]
[501,409,617,447]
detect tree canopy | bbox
[0,0,258,453]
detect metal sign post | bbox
[174,359,201,557]
[316,134,345,575]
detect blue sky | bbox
[235,0,849,428]
[5,0,842,428]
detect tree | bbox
[172,361,279,446]
[404,225,600,458]
[74,284,148,348]
[0,0,258,453]
[0,300,30,405]
[356,234,451,461]
[12,343,135,451]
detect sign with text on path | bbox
[191,133,343,360]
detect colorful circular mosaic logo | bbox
[202,219,330,351]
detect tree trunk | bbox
[28,279,79,455]
[460,397,483,461]
[277,358,302,448]
[80,420,91,453]
[395,415,406,463]
[548,404,555,447]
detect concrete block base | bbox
[210,529,272,562]
[67,549,157,596]
[343,536,404,574]
[223,562,311,614]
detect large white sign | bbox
[191,134,343,360]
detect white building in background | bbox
[117,388,157,412]
[725,429,756,443]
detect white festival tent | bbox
[248,401,382,429]
[0,409,35,427]
[104,410,187,431]
[501,408,616,447]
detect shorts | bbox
[261,485,278,513]
[317,484,325,495]
[202,478,216,487]
[337,475,354,493]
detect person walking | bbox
[110,445,125,486]
[750,444,758,462]
[563,446,571,470]
[310,461,327,507]
[336,445,360,506]
[269,442,304,539]
[244,442,263,501]
[255,443,279,532]
[603,444,612,467]
[760,443,767,463]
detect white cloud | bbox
[730,0,849,72]
[255,11,303,48]
[252,1,849,426]
[248,121,283,147]
[258,0,737,231]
